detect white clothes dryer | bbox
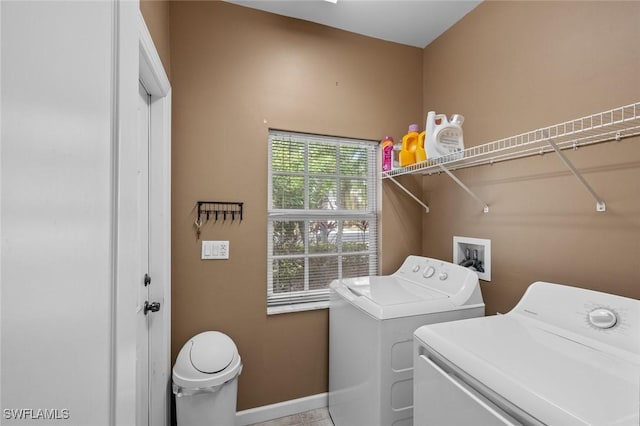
[329,255,485,426]
[414,282,640,426]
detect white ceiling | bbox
[225,0,482,48]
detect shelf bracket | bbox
[437,165,489,213]
[547,140,606,212]
[383,173,430,213]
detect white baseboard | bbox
[235,392,328,426]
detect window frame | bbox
[267,130,380,314]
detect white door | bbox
[136,17,172,425]
[136,80,154,425]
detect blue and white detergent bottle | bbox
[425,111,465,161]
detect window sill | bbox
[267,301,330,315]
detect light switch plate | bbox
[201,240,230,259]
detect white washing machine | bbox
[414,282,640,426]
[329,255,485,426]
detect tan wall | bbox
[146,0,640,412]
[169,1,423,410]
[422,1,640,314]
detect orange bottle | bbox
[400,124,426,166]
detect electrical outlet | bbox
[201,240,230,260]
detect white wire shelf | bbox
[382,102,640,178]
[382,102,640,213]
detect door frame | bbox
[112,2,171,425]
[138,10,172,426]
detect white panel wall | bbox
[1,2,116,424]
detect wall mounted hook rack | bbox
[196,201,244,224]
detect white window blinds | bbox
[267,130,379,313]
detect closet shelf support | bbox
[437,165,489,213]
[383,173,430,213]
[547,140,606,212]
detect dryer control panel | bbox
[512,282,639,356]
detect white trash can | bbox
[172,331,242,426]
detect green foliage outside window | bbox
[268,132,377,305]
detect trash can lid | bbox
[190,331,234,374]
[172,331,242,389]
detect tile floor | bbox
[248,407,334,426]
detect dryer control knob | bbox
[438,272,448,281]
[412,265,420,273]
[423,266,435,278]
[588,308,617,329]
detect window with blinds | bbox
[267,130,379,313]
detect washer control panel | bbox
[394,255,478,297]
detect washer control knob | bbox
[412,265,420,273]
[588,308,617,329]
[423,266,436,278]
[438,272,449,281]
